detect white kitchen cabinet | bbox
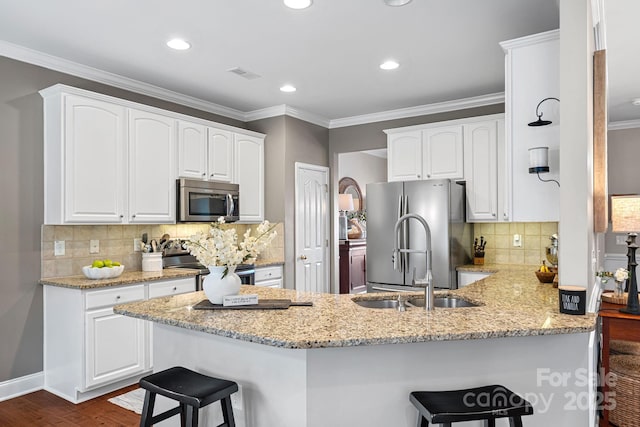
[128,109,176,223]
[177,120,208,180]
[386,125,463,183]
[255,265,283,288]
[43,276,195,403]
[233,134,265,222]
[41,84,266,225]
[501,30,559,222]
[387,131,422,181]
[457,271,492,288]
[464,118,509,222]
[43,93,128,223]
[422,125,464,180]
[208,127,234,182]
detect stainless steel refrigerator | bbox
[365,179,471,292]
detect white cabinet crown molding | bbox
[383,113,505,135]
[499,29,560,52]
[39,84,265,139]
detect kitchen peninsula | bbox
[115,265,597,427]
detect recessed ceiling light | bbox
[280,85,297,93]
[383,0,412,6]
[380,60,400,70]
[166,38,191,50]
[632,98,640,106]
[284,0,312,9]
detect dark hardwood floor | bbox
[0,385,140,426]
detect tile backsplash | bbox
[41,223,285,278]
[472,222,558,266]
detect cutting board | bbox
[193,299,313,310]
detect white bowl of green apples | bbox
[82,259,124,279]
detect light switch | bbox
[54,240,65,256]
[134,238,142,252]
[513,234,522,247]
[90,239,100,254]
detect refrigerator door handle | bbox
[395,194,403,272]
[404,195,409,272]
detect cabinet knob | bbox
[173,287,177,291]
[202,173,206,177]
[300,255,307,260]
[116,295,121,300]
[119,215,124,219]
[417,174,421,178]
[492,213,496,217]
[132,214,136,218]
[210,174,214,177]
[427,174,431,178]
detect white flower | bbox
[614,268,629,283]
[183,217,277,277]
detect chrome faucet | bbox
[393,213,434,310]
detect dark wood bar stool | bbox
[139,366,238,427]
[410,384,534,426]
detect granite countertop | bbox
[113,264,596,349]
[40,259,284,290]
[39,269,199,289]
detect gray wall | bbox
[605,127,640,255]
[247,116,329,288]
[0,55,246,383]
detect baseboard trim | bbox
[0,371,44,402]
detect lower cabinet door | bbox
[85,308,147,389]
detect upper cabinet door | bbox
[177,120,207,180]
[128,109,176,223]
[207,127,234,183]
[422,125,464,180]
[233,134,264,222]
[387,131,422,182]
[64,95,127,223]
[464,121,498,221]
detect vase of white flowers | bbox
[614,268,629,297]
[185,217,277,304]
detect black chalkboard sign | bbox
[558,286,586,315]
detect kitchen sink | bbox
[353,299,402,309]
[408,296,479,308]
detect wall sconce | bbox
[338,194,354,240]
[528,97,560,127]
[528,146,559,187]
[611,195,640,314]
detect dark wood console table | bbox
[599,299,640,426]
[339,239,367,294]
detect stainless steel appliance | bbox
[162,240,255,290]
[365,179,471,292]
[176,178,239,223]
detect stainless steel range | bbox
[162,240,255,290]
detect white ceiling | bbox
[0,1,635,126]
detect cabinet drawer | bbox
[255,266,283,282]
[85,285,145,310]
[255,278,283,288]
[148,278,195,299]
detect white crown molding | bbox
[329,92,505,129]
[0,371,43,402]
[499,29,560,52]
[608,120,640,130]
[0,40,247,121]
[244,104,330,128]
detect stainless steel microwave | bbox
[176,179,239,222]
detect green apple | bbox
[92,260,104,268]
[112,261,121,267]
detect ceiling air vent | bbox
[227,67,261,80]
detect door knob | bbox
[300,255,307,260]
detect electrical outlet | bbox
[230,385,243,411]
[54,240,65,256]
[513,234,522,247]
[89,239,100,254]
[134,238,142,252]
[616,235,628,245]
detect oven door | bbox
[177,179,239,222]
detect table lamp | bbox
[611,195,640,315]
[338,194,354,240]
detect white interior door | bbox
[295,163,329,293]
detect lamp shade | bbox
[338,194,355,211]
[611,195,640,232]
